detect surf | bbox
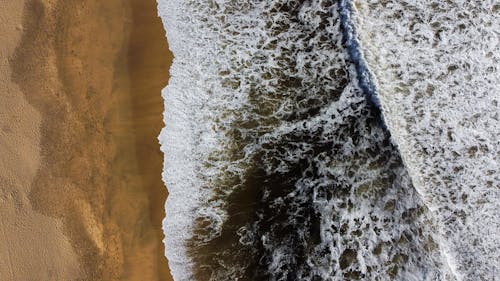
[158,0,463,280]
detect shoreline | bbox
[2,0,173,280]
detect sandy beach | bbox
[1,0,172,280]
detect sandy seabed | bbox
[0,0,173,280]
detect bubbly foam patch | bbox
[352,1,500,279]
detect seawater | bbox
[157,0,495,280]
[351,1,500,280]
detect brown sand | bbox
[1,0,173,280]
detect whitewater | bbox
[158,0,499,280]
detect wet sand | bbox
[1,0,172,280]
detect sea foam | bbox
[157,0,498,280]
[352,1,500,279]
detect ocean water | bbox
[351,1,500,280]
[157,0,498,280]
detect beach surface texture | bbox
[0,0,173,280]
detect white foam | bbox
[351,1,500,279]
[157,0,221,279]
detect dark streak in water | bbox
[338,0,387,130]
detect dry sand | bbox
[1,0,173,280]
